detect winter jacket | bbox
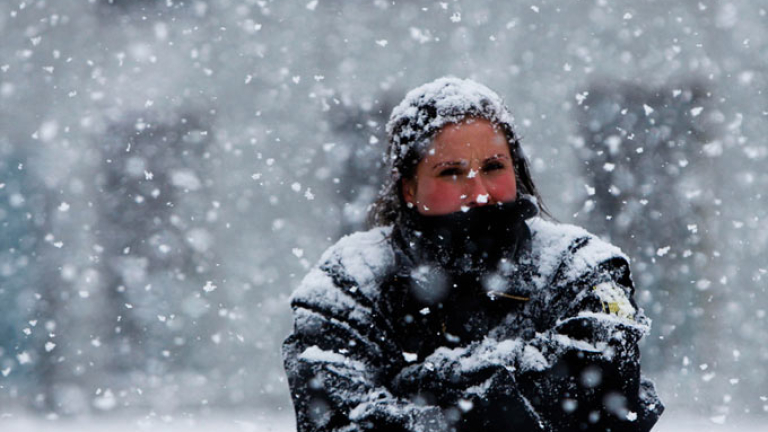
[283,217,664,431]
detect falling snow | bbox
[1,0,767,429]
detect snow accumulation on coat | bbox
[283,215,663,432]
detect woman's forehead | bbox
[427,119,510,158]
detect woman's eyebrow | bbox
[432,160,467,169]
[483,154,510,164]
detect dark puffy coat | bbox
[283,217,664,431]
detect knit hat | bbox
[385,77,520,181]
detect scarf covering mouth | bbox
[401,195,539,276]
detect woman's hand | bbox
[392,338,523,403]
[393,354,547,432]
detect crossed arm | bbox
[283,259,662,432]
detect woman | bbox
[283,77,664,431]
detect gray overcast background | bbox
[1,0,767,427]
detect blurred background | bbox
[1,0,767,430]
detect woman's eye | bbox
[439,168,462,177]
[483,161,506,172]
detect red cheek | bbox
[417,179,465,214]
[486,174,517,202]
[414,172,517,215]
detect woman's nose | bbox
[465,176,491,207]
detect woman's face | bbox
[402,118,517,215]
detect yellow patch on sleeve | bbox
[592,281,635,320]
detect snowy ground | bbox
[1,410,767,432]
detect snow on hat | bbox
[385,76,518,180]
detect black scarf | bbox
[384,195,540,353]
[398,195,538,277]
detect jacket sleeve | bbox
[514,254,664,432]
[283,263,448,432]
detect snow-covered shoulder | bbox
[292,226,395,304]
[527,217,629,283]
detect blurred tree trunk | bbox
[92,111,225,408]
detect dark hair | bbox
[367,78,551,228]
